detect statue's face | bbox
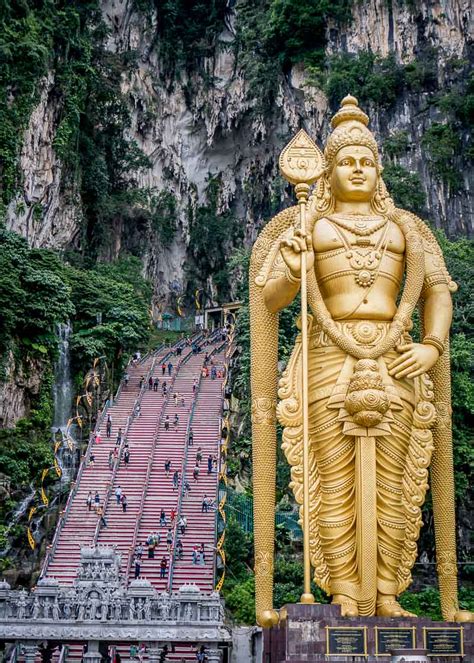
[330,145,378,202]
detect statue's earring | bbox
[316,174,333,212]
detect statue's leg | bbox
[309,348,359,616]
[376,364,416,618]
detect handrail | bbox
[123,347,192,585]
[167,338,227,592]
[8,643,18,663]
[92,355,158,545]
[58,645,67,663]
[213,325,236,591]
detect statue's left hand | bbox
[388,343,439,379]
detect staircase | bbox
[39,333,230,663]
[44,353,159,584]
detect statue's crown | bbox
[325,95,380,167]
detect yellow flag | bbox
[27,528,35,550]
[28,506,37,521]
[41,487,49,506]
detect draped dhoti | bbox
[278,320,436,616]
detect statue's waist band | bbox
[309,319,406,350]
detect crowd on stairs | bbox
[39,328,231,662]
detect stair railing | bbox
[123,347,195,585]
[213,326,235,591]
[91,355,158,545]
[57,645,68,663]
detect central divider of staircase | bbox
[112,345,165,405]
[123,346,195,585]
[167,336,228,592]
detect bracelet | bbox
[285,267,301,284]
[423,334,445,356]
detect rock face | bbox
[0,352,44,428]
[6,73,81,249]
[5,0,473,304]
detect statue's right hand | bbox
[280,229,314,279]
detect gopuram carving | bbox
[250,95,473,627]
[0,548,229,644]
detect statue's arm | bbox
[262,229,314,313]
[421,249,453,349]
[262,274,300,313]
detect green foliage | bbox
[149,191,177,246]
[133,0,228,72]
[325,52,405,109]
[64,255,151,370]
[403,47,439,92]
[264,0,350,69]
[0,417,54,488]
[434,234,474,500]
[421,123,461,189]
[0,0,154,254]
[224,575,256,624]
[383,164,426,215]
[399,586,474,620]
[0,229,74,369]
[0,0,100,205]
[187,176,243,302]
[383,130,410,159]
[234,0,283,115]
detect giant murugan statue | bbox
[250,96,471,627]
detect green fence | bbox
[224,489,301,539]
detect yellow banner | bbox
[41,468,49,482]
[54,459,62,477]
[195,289,202,310]
[27,528,35,550]
[28,506,37,522]
[41,486,49,506]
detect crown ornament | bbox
[325,95,380,167]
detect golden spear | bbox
[279,129,325,603]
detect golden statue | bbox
[250,95,472,627]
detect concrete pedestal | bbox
[263,604,473,662]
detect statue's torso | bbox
[312,215,405,321]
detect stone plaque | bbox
[375,626,416,656]
[423,627,464,656]
[326,626,367,656]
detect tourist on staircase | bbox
[160,556,168,579]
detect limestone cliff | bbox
[5,0,473,306]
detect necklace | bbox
[330,221,390,289]
[328,213,388,237]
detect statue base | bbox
[262,603,473,662]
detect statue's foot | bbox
[332,594,359,617]
[454,610,474,623]
[376,596,416,618]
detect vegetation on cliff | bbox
[0,228,152,558]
